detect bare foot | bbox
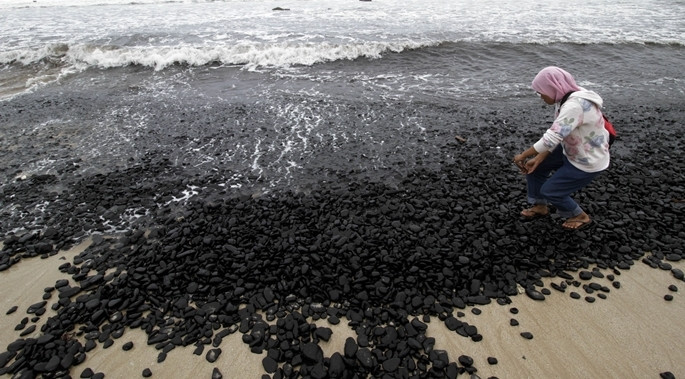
[520,204,549,219]
[562,212,592,230]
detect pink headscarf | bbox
[531,66,581,103]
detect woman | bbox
[513,66,610,230]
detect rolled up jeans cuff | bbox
[527,197,548,206]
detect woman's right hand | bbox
[513,151,533,174]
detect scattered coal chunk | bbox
[520,332,534,340]
[313,327,332,342]
[382,357,401,372]
[343,337,357,359]
[262,356,278,373]
[357,348,377,370]
[458,355,474,367]
[206,349,221,363]
[525,288,546,301]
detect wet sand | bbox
[1,240,683,378]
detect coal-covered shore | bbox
[1,92,684,378]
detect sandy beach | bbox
[1,239,683,378]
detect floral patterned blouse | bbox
[533,90,611,173]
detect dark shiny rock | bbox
[525,288,545,301]
[458,355,473,367]
[142,368,152,377]
[19,325,36,336]
[302,343,323,363]
[7,339,26,352]
[314,327,332,341]
[550,282,566,292]
[103,338,114,349]
[193,344,204,356]
[382,357,401,372]
[44,355,61,371]
[0,351,16,368]
[262,356,278,373]
[445,363,459,379]
[310,362,327,379]
[355,348,374,369]
[445,316,462,331]
[520,332,533,340]
[206,348,221,363]
[328,353,345,378]
[344,337,357,358]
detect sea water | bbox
[1,0,684,192]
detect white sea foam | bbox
[1,0,682,71]
[0,40,433,71]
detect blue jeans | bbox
[526,147,601,218]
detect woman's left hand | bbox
[524,151,550,174]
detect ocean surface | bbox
[1,0,684,230]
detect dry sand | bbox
[1,239,684,378]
